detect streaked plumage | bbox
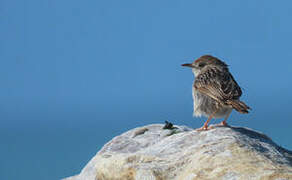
[182,55,250,130]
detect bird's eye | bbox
[199,63,205,67]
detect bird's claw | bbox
[196,125,209,131]
[220,121,228,126]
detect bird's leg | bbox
[197,109,218,131]
[220,110,232,126]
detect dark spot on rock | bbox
[163,121,175,130]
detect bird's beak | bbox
[181,63,194,68]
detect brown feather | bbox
[194,66,251,112]
[226,100,251,114]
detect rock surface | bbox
[64,124,292,180]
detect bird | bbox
[182,55,250,130]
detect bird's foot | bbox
[196,125,212,131]
[219,120,229,127]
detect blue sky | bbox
[1,0,292,179]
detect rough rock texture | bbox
[64,124,292,180]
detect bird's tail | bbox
[226,100,251,114]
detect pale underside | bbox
[192,88,232,119]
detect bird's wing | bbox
[194,67,242,104]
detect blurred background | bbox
[1,0,292,179]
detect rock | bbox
[64,124,292,180]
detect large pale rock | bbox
[64,124,292,180]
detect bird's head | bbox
[182,55,228,76]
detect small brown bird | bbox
[182,55,250,130]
